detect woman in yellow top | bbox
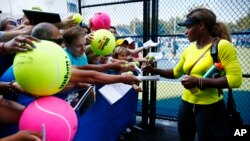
[143,8,242,141]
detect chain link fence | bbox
[80,0,250,124]
[1,0,249,124]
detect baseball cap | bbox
[177,17,201,26]
[115,39,125,46]
[124,37,134,44]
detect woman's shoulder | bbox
[218,39,235,52]
[218,39,232,45]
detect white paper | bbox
[99,83,132,105]
[143,39,159,47]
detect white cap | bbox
[124,37,134,44]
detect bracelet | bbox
[8,80,15,93]
[0,42,6,53]
[199,78,203,89]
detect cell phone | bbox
[65,86,93,111]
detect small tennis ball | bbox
[91,29,116,56]
[148,55,155,61]
[73,13,83,24]
[126,71,133,75]
[13,40,71,96]
[134,61,140,67]
[120,63,128,67]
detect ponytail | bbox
[212,22,232,42]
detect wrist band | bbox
[199,78,203,89]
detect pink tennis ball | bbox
[90,12,111,30]
[19,96,78,141]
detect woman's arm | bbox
[142,62,175,79]
[0,130,41,141]
[73,60,127,72]
[0,106,22,124]
[70,68,141,85]
[0,26,33,42]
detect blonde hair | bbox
[112,46,129,59]
[62,26,86,45]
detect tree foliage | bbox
[115,9,250,36]
[235,12,250,32]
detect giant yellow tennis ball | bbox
[90,29,116,56]
[73,13,83,24]
[13,40,71,96]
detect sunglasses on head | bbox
[7,20,17,26]
[47,38,64,45]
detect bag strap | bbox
[227,88,236,113]
[187,43,213,75]
[210,38,224,96]
[210,39,220,63]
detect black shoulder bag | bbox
[210,39,243,133]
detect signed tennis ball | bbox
[73,13,83,24]
[90,29,115,56]
[13,40,71,96]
